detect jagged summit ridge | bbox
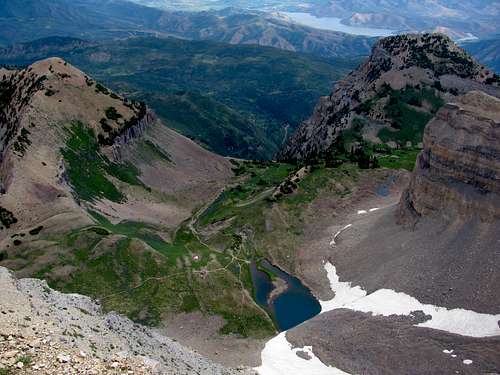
[278,33,500,163]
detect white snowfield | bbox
[321,262,500,337]
[255,332,351,375]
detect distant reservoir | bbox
[281,12,396,37]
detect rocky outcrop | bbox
[279,33,500,163]
[400,91,500,222]
[0,266,250,375]
[111,110,157,161]
[0,67,46,161]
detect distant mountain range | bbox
[133,0,500,40]
[461,37,500,74]
[0,0,374,60]
[303,1,499,39]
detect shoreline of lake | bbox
[280,11,396,37]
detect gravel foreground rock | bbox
[0,267,254,375]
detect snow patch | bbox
[255,332,351,375]
[443,349,454,354]
[463,359,473,365]
[321,262,500,338]
[330,224,352,246]
[358,208,380,215]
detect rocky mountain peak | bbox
[399,90,500,223]
[0,57,154,166]
[374,33,491,80]
[278,33,500,163]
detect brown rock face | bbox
[400,91,500,222]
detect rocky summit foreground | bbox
[0,266,250,375]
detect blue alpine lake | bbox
[250,259,321,331]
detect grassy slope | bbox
[318,84,444,172]
[195,161,365,279]
[61,122,145,203]
[41,121,275,337]
[377,85,443,145]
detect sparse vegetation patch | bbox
[356,84,444,147]
[45,88,57,96]
[12,127,32,157]
[29,225,44,235]
[105,106,122,121]
[0,206,18,229]
[95,83,109,95]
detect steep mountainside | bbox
[259,90,500,375]
[0,36,358,159]
[279,33,500,163]
[0,57,231,233]
[0,0,373,60]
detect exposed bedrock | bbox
[400,91,500,222]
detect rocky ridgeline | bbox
[400,91,500,222]
[279,33,500,162]
[0,67,46,160]
[0,267,251,375]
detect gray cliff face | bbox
[278,33,500,163]
[111,110,157,161]
[400,91,500,223]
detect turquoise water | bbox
[281,12,396,37]
[251,260,321,331]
